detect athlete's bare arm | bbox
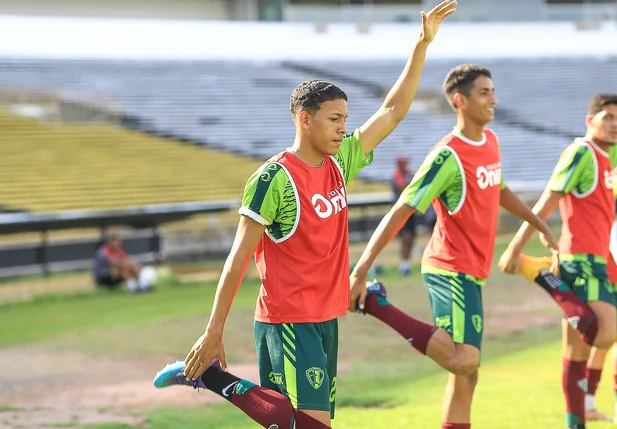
[184,215,265,380]
[358,0,456,155]
[349,201,415,311]
[499,188,563,274]
[500,185,559,248]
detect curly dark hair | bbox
[290,80,348,116]
[442,64,492,110]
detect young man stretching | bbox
[349,64,559,429]
[500,94,617,429]
[152,2,457,429]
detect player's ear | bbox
[584,114,595,129]
[452,93,465,110]
[298,111,311,130]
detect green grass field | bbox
[1,236,617,429]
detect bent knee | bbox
[449,356,480,376]
[594,330,616,349]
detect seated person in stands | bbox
[93,233,152,293]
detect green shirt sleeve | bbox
[610,144,617,169]
[239,162,289,226]
[399,146,461,214]
[548,143,595,195]
[334,128,374,185]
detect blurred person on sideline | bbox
[93,233,154,293]
[392,155,417,275]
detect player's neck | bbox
[454,119,485,142]
[290,138,325,167]
[586,134,611,153]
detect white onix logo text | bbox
[476,164,502,190]
[604,170,614,189]
[312,182,347,219]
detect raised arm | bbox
[358,0,457,156]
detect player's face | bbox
[587,104,617,145]
[308,99,349,156]
[461,76,496,125]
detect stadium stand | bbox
[0,55,615,213]
[0,110,388,213]
[277,57,617,186]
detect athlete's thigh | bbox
[559,257,616,306]
[423,271,484,351]
[253,321,283,393]
[560,257,616,346]
[259,322,332,419]
[108,264,122,279]
[319,319,339,419]
[588,300,617,345]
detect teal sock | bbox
[565,413,581,426]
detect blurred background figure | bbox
[93,233,155,293]
[392,155,417,276]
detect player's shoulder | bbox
[340,128,361,149]
[431,133,457,150]
[263,151,298,171]
[483,127,498,140]
[555,139,592,165]
[423,140,457,167]
[343,128,360,140]
[95,246,107,258]
[264,150,287,165]
[249,152,291,183]
[428,133,459,156]
[566,139,593,156]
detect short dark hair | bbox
[442,64,492,110]
[587,93,617,116]
[290,80,348,116]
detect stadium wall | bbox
[285,1,617,23]
[0,0,229,20]
[0,17,615,60]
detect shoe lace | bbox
[172,372,199,389]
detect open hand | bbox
[183,329,227,381]
[498,247,522,275]
[420,0,457,44]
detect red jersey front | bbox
[549,140,615,259]
[400,128,503,280]
[239,130,373,323]
[103,246,127,261]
